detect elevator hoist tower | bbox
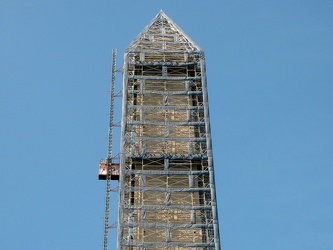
[99,10,220,250]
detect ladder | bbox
[102,48,117,250]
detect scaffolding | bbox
[116,10,220,250]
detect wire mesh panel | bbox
[118,10,220,250]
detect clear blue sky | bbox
[1,1,332,249]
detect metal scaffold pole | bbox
[103,48,117,250]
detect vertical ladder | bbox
[103,48,117,250]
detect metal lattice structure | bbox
[101,49,118,250]
[117,10,220,250]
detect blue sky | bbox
[1,0,332,249]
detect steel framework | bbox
[117,10,220,250]
[102,49,117,250]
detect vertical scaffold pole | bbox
[103,48,117,250]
